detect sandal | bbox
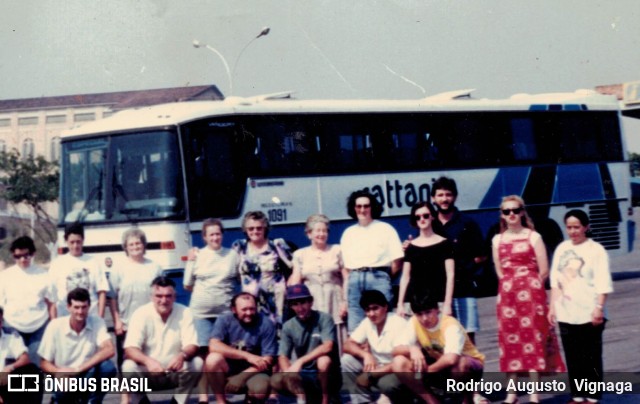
[473,393,491,404]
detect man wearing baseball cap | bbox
[271,284,341,404]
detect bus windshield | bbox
[60,130,185,224]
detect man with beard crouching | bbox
[206,292,277,404]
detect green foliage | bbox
[0,149,60,248]
[0,149,59,204]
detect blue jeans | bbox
[347,270,392,332]
[193,316,217,347]
[5,321,48,366]
[53,360,117,404]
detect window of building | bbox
[50,137,61,161]
[0,118,11,127]
[74,113,96,122]
[22,138,35,159]
[18,117,38,126]
[46,115,67,124]
[0,139,6,154]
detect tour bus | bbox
[57,89,636,300]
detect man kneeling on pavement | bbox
[392,294,485,404]
[270,284,341,404]
[39,287,117,404]
[205,292,277,404]
[122,276,202,404]
[341,289,410,404]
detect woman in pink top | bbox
[289,214,347,350]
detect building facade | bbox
[0,85,223,253]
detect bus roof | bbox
[61,89,620,139]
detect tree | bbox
[0,149,59,246]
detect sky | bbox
[3,1,640,150]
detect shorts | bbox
[452,297,479,333]
[423,352,483,388]
[193,316,217,347]
[227,359,272,377]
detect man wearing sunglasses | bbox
[0,236,56,365]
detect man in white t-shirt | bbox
[0,236,55,364]
[1,305,43,404]
[123,276,201,404]
[38,287,116,404]
[341,290,409,404]
[340,190,404,332]
[49,223,110,317]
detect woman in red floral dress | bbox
[492,195,565,404]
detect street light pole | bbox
[232,27,270,83]
[192,40,232,96]
[193,27,270,97]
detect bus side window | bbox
[450,115,499,166]
[558,114,613,162]
[252,118,317,175]
[183,120,250,219]
[388,132,419,169]
[510,118,537,161]
[339,133,374,171]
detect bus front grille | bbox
[588,203,621,250]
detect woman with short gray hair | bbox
[108,227,163,370]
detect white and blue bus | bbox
[58,89,636,300]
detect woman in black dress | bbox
[397,201,454,317]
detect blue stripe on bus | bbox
[479,166,530,208]
[528,104,587,111]
[553,163,604,203]
[529,105,547,111]
[563,104,582,111]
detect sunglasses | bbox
[414,213,431,220]
[355,204,371,209]
[13,253,32,260]
[246,226,265,231]
[501,207,524,216]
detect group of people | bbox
[0,176,614,404]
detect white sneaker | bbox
[376,394,392,404]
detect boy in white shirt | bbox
[341,290,408,404]
[49,223,109,317]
